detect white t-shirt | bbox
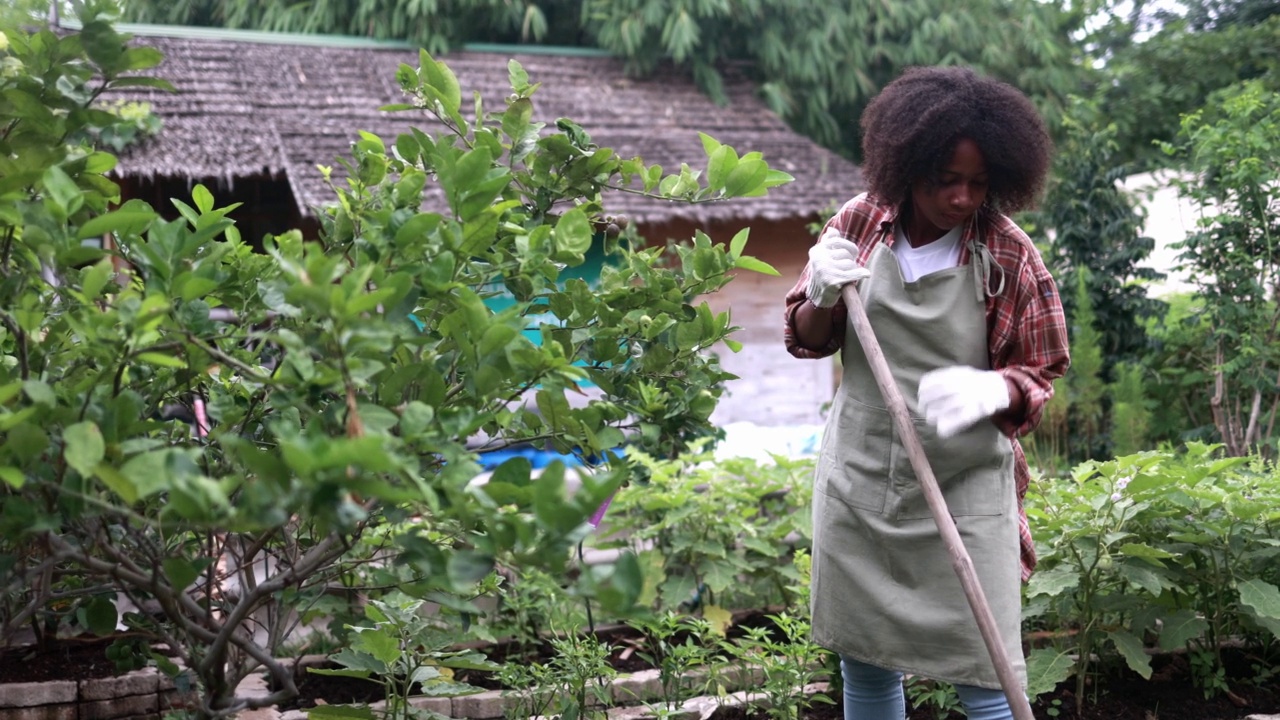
[893,223,963,282]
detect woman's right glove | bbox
[805,230,870,308]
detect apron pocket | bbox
[890,417,1011,519]
[819,398,893,513]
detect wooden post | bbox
[840,284,1034,720]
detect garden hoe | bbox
[840,283,1035,720]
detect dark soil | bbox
[0,635,136,683]
[711,647,1280,720]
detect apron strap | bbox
[969,239,1006,302]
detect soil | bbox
[0,635,136,683]
[711,647,1280,720]
[4,631,1277,720]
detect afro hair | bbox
[859,66,1053,214]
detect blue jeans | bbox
[841,655,1015,720]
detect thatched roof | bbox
[107,27,863,224]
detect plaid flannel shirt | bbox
[785,193,1070,580]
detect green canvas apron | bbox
[809,240,1024,690]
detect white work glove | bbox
[804,230,870,308]
[918,366,1011,439]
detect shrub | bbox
[0,5,790,714]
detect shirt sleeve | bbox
[991,251,1071,438]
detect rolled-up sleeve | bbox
[783,266,846,359]
[992,265,1070,438]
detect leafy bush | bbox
[597,446,814,615]
[0,6,791,715]
[1025,445,1280,709]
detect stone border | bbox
[0,653,818,719]
[0,666,198,720]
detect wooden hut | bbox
[107,25,865,428]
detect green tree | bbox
[1033,100,1167,372]
[1,4,788,714]
[118,0,1084,160]
[1160,81,1280,457]
[1066,272,1107,460]
[1138,294,1217,445]
[1090,11,1280,167]
[120,0,588,52]
[1107,362,1151,455]
[0,0,51,28]
[578,0,1082,157]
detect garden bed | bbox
[2,633,1278,720]
[0,637,196,720]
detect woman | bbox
[784,66,1070,720]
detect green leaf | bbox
[1238,579,1280,621]
[734,256,779,276]
[1026,568,1078,597]
[81,257,115,299]
[503,97,534,141]
[42,165,83,217]
[419,50,462,115]
[352,627,400,665]
[703,604,733,637]
[106,76,176,92]
[610,551,644,606]
[77,204,158,240]
[328,648,388,674]
[63,422,105,478]
[1158,609,1208,651]
[83,596,118,636]
[447,550,495,588]
[706,145,738,191]
[120,46,164,72]
[508,59,530,92]
[450,146,493,205]
[1107,629,1152,679]
[94,463,138,504]
[394,212,443,248]
[762,169,794,188]
[191,184,214,213]
[723,158,768,197]
[308,668,373,680]
[309,661,373,676]
[22,380,56,407]
[1117,563,1165,597]
[698,132,722,156]
[163,558,209,591]
[0,467,24,489]
[728,228,750,258]
[554,206,593,258]
[1117,543,1176,566]
[83,152,118,174]
[137,352,186,368]
[440,651,501,672]
[3,88,54,126]
[1025,647,1075,698]
[120,450,179,499]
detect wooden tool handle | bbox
[840,283,1034,720]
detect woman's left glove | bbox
[918,366,1010,438]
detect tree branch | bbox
[0,309,30,380]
